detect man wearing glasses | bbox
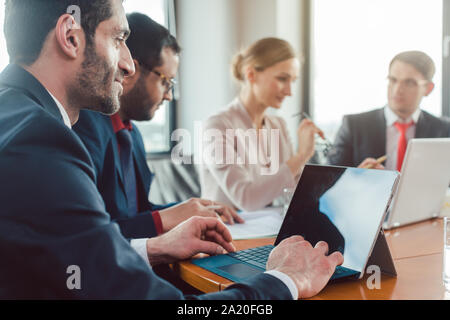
[73,12,242,283]
[328,51,450,171]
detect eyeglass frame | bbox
[137,61,177,93]
[151,70,177,93]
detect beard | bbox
[67,42,123,115]
[120,72,161,122]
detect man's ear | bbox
[424,81,435,97]
[55,14,83,59]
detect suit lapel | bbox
[107,120,126,196]
[415,112,430,138]
[0,64,63,123]
[131,129,153,197]
[373,108,387,157]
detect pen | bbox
[362,155,387,169]
[292,111,307,119]
[292,111,334,151]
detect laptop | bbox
[383,138,450,230]
[193,165,399,283]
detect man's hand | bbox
[266,236,344,299]
[358,158,385,170]
[159,198,244,232]
[146,216,236,266]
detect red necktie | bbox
[394,121,414,171]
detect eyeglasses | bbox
[387,76,429,89]
[151,70,176,93]
[138,61,176,93]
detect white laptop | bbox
[383,138,450,230]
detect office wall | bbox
[175,0,307,154]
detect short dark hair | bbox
[126,12,181,71]
[4,0,115,66]
[389,51,436,81]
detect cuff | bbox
[152,211,163,235]
[264,270,298,300]
[130,238,151,268]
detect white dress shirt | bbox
[384,106,421,171]
[48,91,72,129]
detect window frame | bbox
[125,0,178,157]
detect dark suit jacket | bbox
[0,64,291,300]
[73,110,174,239]
[327,107,450,167]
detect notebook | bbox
[193,165,399,283]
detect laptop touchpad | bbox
[217,263,263,279]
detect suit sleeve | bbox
[0,116,183,299]
[327,115,354,166]
[74,112,159,239]
[0,114,291,300]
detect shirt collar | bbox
[110,113,133,133]
[384,105,421,127]
[47,91,72,129]
[235,97,267,129]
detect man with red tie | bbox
[328,51,450,171]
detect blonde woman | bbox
[200,38,324,211]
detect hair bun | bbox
[231,53,245,81]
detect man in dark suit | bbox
[328,51,450,170]
[73,14,242,247]
[0,0,343,299]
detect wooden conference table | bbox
[174,218,449,300]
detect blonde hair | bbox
[232,37,297,82]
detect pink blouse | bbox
[199,98,298,211]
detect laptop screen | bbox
[275,165,398,273]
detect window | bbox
[311,0,443,141]
[0,1,174,154]
[124,0,174,154]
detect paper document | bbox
[227,207,284,240]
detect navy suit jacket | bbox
[328,108,450,167]
[73,110,174,239]
[0,64,291,299]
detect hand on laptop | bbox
[145,216,236,266]
[266,236,344,299]
[159,198,244,232]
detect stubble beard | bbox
[67,42,121,115]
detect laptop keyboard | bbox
[227,245,274,269]
[227,245,358,280]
